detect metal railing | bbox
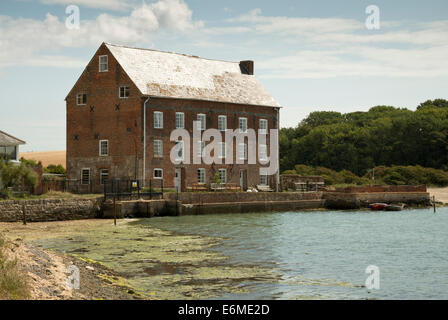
[103,179,164,200]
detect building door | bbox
[239,170,247,191]
[174,168,181,192]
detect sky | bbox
[0,0,447,152]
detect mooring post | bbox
[22,203,26,225]
[433,195,436,213]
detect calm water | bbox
[143,207,448,299]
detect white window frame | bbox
[259,144,268,161]
[260,174,268,186]
[99,55,108,72]
[99,140,109,156]
[76,93,86,106]
[154,140,163,157]
[174,141,184,161]
[238,143,248,161]
[197,141,205,157]
[175,112,185,129]
[259,119,268,134]
[218,115,227,131]
[154,111,163,129]
[219,142,226,159]
[197,113,206,131]
[153,168,163,179]
[100,169,109,185]
[239,117,248,133]
[197,168,206,184]
[81,168,90,185]
[218,169,227,184]
[119,86,130,99]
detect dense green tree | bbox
[280,99,448,175]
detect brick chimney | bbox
[240,60,254,75]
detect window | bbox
[154,140,163,157]
[99,140,109,156]
[197,141,205,157]
[260,174,268,186]
[259,119,268,134]
[154,168,163,179]
[81,168,90,185]
[218,169,227,184]
[76,93,87,106]
[154,111,163,129]
[119,86,130,98]
[259,144,268,161]
[197,114,206,130]
[99,55,108,72]
[219,142,226,159]
[197,168,206,184]
[218,115,227,131]
[100,169,109,185]
[0,146,17,161]
[175,112,185,129]
[174,141,184,161]
[239,117,248,133]
[238,143,247,160]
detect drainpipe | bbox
[143,96,150,188]
[276,107,280,192]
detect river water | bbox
[35,207,448,299]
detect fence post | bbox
[161,180,164,195]
[137,180,140,199]
[113,194,117,226]
[150,179,152,200]
[117,180,120,201]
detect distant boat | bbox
[369,203,388,211]
[385,204,405,211]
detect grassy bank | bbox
[0,237,29,299]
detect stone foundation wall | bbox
[164,192,323,204]
[324,192,430,209]
[0,198,102,222]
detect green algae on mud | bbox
[20,219,280,299]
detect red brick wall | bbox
[66,43,279,193]
[334,185,427,193]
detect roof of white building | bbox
[0,130,25,147]
[105,43,280,107]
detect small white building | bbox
[0,130,25,163]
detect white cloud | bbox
[40,0,134,11]
[258,46,448,79]
[0,0,202,68]
[211,9,448,79]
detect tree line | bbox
[280,99,448,185]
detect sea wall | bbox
[102,199,180,218]
[164,192,323,204]
[324,192,430,209]
[0,198,102,222]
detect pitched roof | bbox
[0,130,25,147]
[105,43,280,107]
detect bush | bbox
[0,161,38,195]
[44,164,66,175]
[286,164,448,187]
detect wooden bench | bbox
[186,184,208,192]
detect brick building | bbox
[66,43,280,193]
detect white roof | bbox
[0,130,25,147]
[105,43,280,107]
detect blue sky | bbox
[1,0,447,151]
